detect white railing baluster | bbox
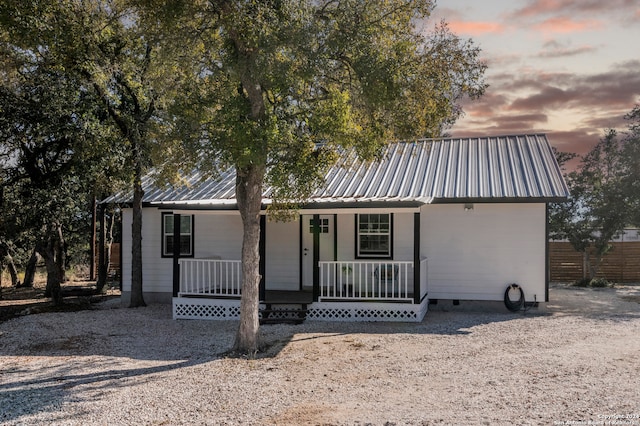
[317,260,414,302]
[178,259,243,297]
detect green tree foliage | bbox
[147,0,487,353]
[620,104,640,227]
[1,0,190,306]
[550,104,640,280]
[0,2,128,302]
[0,53,109,302]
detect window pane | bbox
[358,213,391,256]
[359,235,389,254]
[180,216,191,234]
[164,215,174,234]
[165,235,174,254]
[179,236,191,255]
[164,214,193,256]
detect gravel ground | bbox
[1,283,640,425]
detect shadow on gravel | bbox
[0,358,213,424]
[547,283,640,321]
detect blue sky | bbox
[432,0,640,155]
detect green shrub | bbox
[589,278,610,288]
[572,277,612,288]
[573,278,591,287]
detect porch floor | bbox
[262,290,313,304]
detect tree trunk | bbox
[21,248,38,288]
[39,224,64,305]
[0,242,20,287]
[56,225,66,283]
[129,148,146,308]
[0,252,3,300]
[233,163,265,354]
[6,251,20,287]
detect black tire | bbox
[504,283,524,312]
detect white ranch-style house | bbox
[109,135,569,322]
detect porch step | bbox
[259,303,308,325]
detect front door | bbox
[301,214,334,290]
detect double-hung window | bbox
[356,213,392,258]
[162,213,194,257]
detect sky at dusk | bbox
[432,0,640,156]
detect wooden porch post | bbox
[312,214,320,302]
[413,212,421,304]
[259,215,266,301]
[172,213,181,297]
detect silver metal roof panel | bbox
[104,134,569,206]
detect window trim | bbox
[161,212,195,258]
[355,213,393,259]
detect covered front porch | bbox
[172,257,429,322]
[168,208,430,322]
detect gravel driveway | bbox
[1,284,639,425]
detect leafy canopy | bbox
[151,0,487,209]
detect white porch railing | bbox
[178,259,242,297]
[319,261,416,301]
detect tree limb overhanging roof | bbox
[104,134,570,208]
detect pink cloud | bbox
[511,0,638,19]
[447,20,506,35]
[450,61,640,155]
[533,17,603,33]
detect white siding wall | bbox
[336,214,354,260]
[123,205,545,303]
[265,219,300,290]
[393,212,414,261]
[194,214,243,260]
[421,203,546,302]
[120,207,173,295]
[121,209,245,297]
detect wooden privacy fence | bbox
[549,241,640,282]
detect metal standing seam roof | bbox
[105,134,569,206]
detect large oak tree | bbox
[152,0,487,353]
[1,0,195,306]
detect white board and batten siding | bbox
[421,203,546,302]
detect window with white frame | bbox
[357,213,392,258]
[162,213,194,257]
